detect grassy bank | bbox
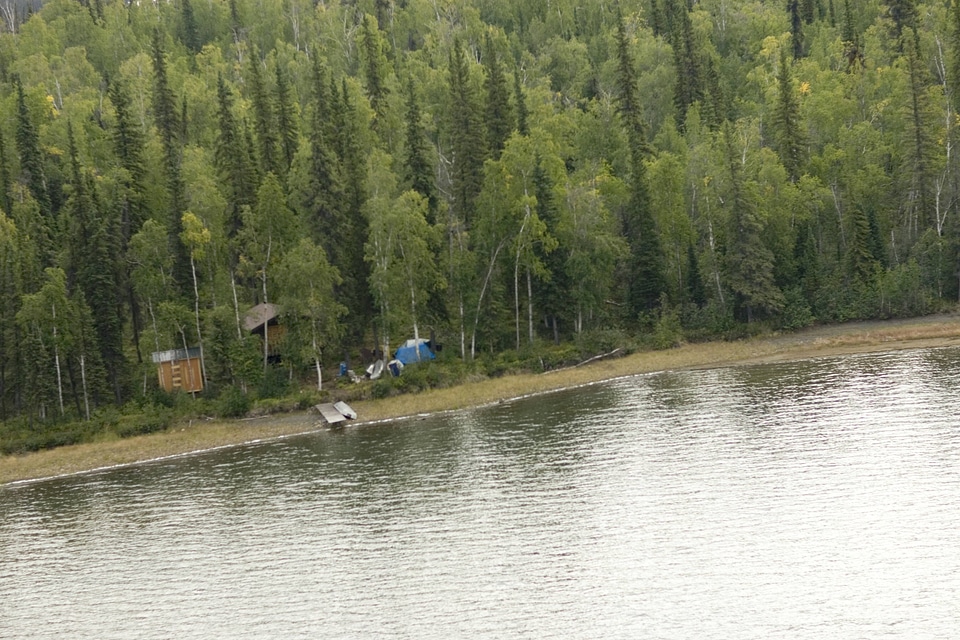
[4,314,960,486]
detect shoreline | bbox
[4,313,960,487]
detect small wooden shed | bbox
[243,303,286,357]
[151,347,204,393]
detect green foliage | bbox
[217,384,251,418]
[652,306,684,350]
[2,0,960,451]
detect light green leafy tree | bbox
[276,239,345,390]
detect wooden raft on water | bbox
[314,401,357,427]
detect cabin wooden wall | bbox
[156,358,204,393]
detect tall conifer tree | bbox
[64,123,124,404]
[215,75,257,238]
[483,34,513,160]
[614,12,666,315]
[722,123,783,321]
[247,47,281,178]
[448,37,486,227]
[360,14,390,132]
[150,30,191,293]
[14,76,52,223]
[304,59,344,258]
[774,50,805,182]
[0,127,11,218]
[514,69,529,137]
[404,78,438,224]
[275,62,299,174]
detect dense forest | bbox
[0,0,958,445]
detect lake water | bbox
[2,348,960,639]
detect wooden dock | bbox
[314,402,356,427]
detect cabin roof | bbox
[151,347,201,363]
[242,303,280,332]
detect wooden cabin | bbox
[151,347,204,393]
[243,303,286,358]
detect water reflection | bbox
[3,347,960,639]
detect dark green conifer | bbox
[847,206,878,284]
[614,11,666,315]
[360,14,390,132]
[686,243,707,306]
[180,0,201,54]
[215,75,257,238]
[0,127,11,217]
[14,76,52,223]
[774,50,805,183]
[108,76,148,242]
[721,123,784,322]
[514,69,529,137]
[247,47,281,178]
[671,4,704,128]
[64,123,124,404]
[842,0,863,70]
[404,78,438,224]
[532,157,568,344]
[150,30,191,293]
[789,0,804,59]
[275,62,299,174]
[483,34,513,160]
[333,79,374,343]
[448,37,486,227]
[304,59,344,254]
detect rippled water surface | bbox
[3,348,960,638]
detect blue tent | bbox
[394,338,434,365]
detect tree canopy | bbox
[0,0,957,430]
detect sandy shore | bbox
[4,313,960,486]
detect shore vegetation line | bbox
[3,314,960,485]
[3,1,960,467]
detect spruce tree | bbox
[514,69,529,137]
[107,76,149,361]
[532,156,568,344]
[721,123,783,321]
[14,76,53,223]
[180,0,201,54]
[0,127,11,218]
[789,0,804,59]
[150,30,191,293]
[847,206,878,284]
[702,55,727,130]
[333,80,374,345]
[108,76,148,244]
[404,78,438,224]
[304,59,344,258]
[685,243,707,306]
[774,50,805,183]
[448,37,486,228]
[614,12,666,315]
[671,4,704,129]
[215,74,257,238]
[247,47,281,178]
[902,35,934,238]
[885,0,919,51]
[64,124,124,404]
[483,34,513,160]
[841,0,863,70]
[0,211,20,419]
[275,62,299,174]
[360,14,390,132]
